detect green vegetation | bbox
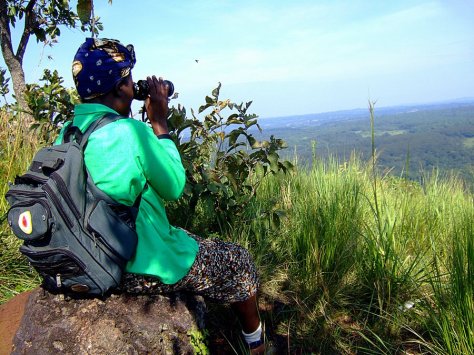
[165,83,292,237]
[0,111,41,303]
[463,137,474,149]
[1,98,473,353]
[355,129,406,138]
[228,156,473,354]
[0,0,104,113]
[188,328,210,355]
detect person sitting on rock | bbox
[58,38,265,354]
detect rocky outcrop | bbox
[9,288,207,355]
[0,290,33,355]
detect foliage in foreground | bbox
[0,111,41,303]
[166,83,293,236]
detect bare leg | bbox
[231,294,260,333]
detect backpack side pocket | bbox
[8,200,52,241]
[20,246,102,294]
[87,200,138,262]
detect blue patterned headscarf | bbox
[72,38,136,100]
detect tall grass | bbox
[0,110,41,303]
[231,149,473,353]
[419,179,474,354]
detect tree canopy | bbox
[0,0,104,117]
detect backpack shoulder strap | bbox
[79,113,136,206]
[63,121,81,144]
[78,113,124,148]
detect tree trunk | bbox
[0,0,33,124]
[4,53,29,114]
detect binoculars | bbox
[133,79,174,100]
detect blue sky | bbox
[5,0,474,118]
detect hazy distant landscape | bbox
[255,99,474,185]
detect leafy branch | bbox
[166,83,293,236]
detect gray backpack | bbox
[5,114,138,297]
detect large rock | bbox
[10,288,207,355]
[0,290,33,355]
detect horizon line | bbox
[260,96,474,120]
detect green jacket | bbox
[55,103,198,284]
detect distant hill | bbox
[257,98,474,129]
[253,99,474,184]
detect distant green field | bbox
[258,104,474,185]
[463,137,474,148]
[355,129,407,138]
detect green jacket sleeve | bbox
[131,120,186,201]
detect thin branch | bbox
[90,0,95,38]
[16,0,37,62]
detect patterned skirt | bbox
[120,231,259,304]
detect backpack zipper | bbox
[20,247,88,271]
[42,184,74,229]
[90,230,126,263]
[8,199,51,219]
[56,274,62,288]
[50,172,81,220]
[21,173,48,184]
[77,237,122,286]
[83,200,126,262]
[5,190,45,199]
[20,247,102,290]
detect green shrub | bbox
[165,83,293,237]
